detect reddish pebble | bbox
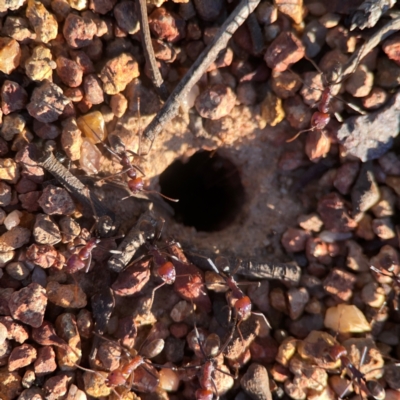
[33,121,61,140]
[111,260,150,296]
[63,13,97,48]
[281,227,311,252]
[90,0,117,14]
[34,346,57,376]
[195,84,236,120]
[56,56,83,87]
[170,322,189,339]
[382,32,400,66]
[38,185,75,215]
[362,86,388,110]
[19,191,42,212]
[148,7,185,43]
[317,192,357,232]
[265,31,305,72]
[1,80,28,115]
[43,374,70,400]
[333,162,360,195]
[83,74,104,105]
[0,316,29,343]
[27,81,69,123]
[8,343,37,371]
[323,268,356,302]
[26,243,58,269]
[8,283,48,328]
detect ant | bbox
[175,306,238,400]
[64,230,122,274]
[75,329,166,398]
[87,98,178,203]
[287,54,365,143]
[206,256,271,344]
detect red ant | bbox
[88,98,178,203]
[64,231,122,274]
[175,309,237,400]
[327,343,385,400]
[287,55,365,143]
[206,256,271,344]
[75,331,166,398]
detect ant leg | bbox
[144,190,179,202]
[287,127,315,143]
[148,282,166,311]
[251,311,271,329]
[85,252,93,274]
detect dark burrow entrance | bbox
[159,150,246,232]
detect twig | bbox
[188,252,301,284]
[107,207,159,272]
[136,0,169,101]
[237,259,301,284]
[31,149,116,234]
[343,16,400,77]
[350,0,396,30]
[143,0,261,148]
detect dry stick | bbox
[136,0,169,102]
[342,16,400,77]
[237,259,301,284]
[350,0,396,30]
[108,207,159,272]
[143,0,261,147]
[33,150,116,233]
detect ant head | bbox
[328,343,347,361]
[158,261,176,284]
[234,296,252,320]
[195,388,213,400]
[106,370,125,387]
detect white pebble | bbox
[180,84,200,112]
[4,210,22,230]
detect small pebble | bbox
[63,13,97,48]
[372,217,396,240]
[324,304,370,333]
[264,31,305,72]
[38,185,75,215]
[1,80,28,115]
[0,38,21,75]
[8,283,48,328]
[148,7,185,41]
[100,53,140,95]
[0,182,12,207]
[27,81,69,123]
[195,84,236,120]
[8,343,37,371]
[46,281,87,308]
[83,74,104,105]
[33,214,61,245]
[26,0,58,43]
[241,363,272,400]
[5,262,30,281]
[56,56,83,88]
[0,226,30,252]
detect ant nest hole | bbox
[119,105,306,261]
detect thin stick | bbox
[107,207,159,273]
[136,0,169,101]
[143,0,261,149]
[342,16,400,78]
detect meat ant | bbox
[287,54,365,143]
[64,229,122,274]
[87,98,178,203]
[75,328,167,398]
[206,256,271,344]
[327,343,385,400]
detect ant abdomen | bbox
[196,388,213,400]
[311,112,330,130]
[65,254,85,274]
[128,177,145,193]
